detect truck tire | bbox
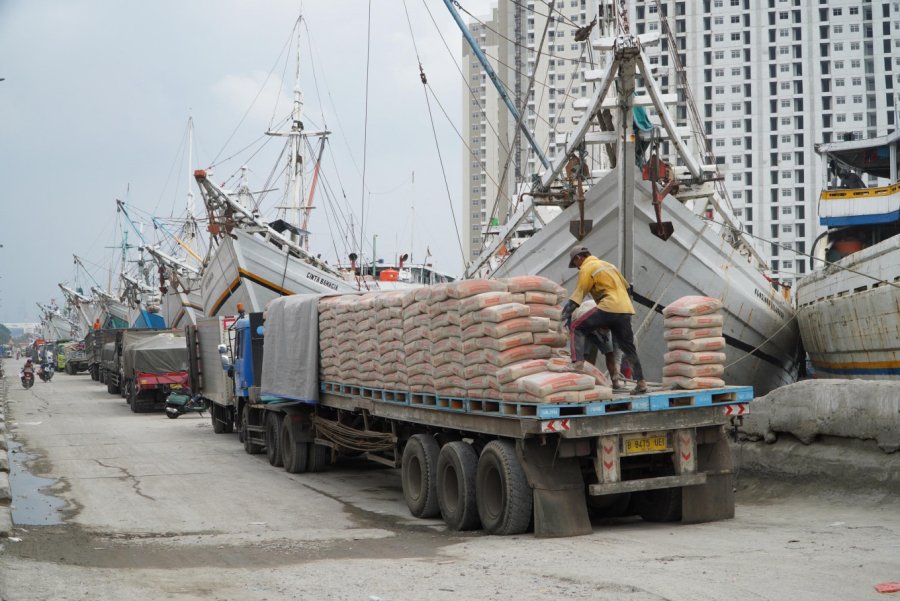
[242,405,264,455]
[476,440,533,535]
[99,369,105,384]
[436,441,481,531]
[211,405,233,434]
[401,434,441,519]
[90,365,99,381]
[265,413,284,468]
[281,420,309,474]
[307,443,330,473]
[633,486,682,523]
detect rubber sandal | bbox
[612,378,625,391]
[630,385,649,396]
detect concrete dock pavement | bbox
[0,358,898,600]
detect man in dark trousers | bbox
[560,246,648,395]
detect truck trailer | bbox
[102,329,189,412]
[202,293,751,538]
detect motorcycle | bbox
[165,393,208,419]
[21,370,35,389]
[38,363,54,382]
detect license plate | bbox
[623,433,669,455]
[170,384,182,389]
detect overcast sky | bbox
[0,0,495,323]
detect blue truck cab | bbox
[231,312,265,399]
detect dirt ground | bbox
[1,360,898,600]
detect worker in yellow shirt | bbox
[560,246,648,395]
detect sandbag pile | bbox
[661,296,727,390]
[317,277,615,404]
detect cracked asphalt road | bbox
[1,360,899,600]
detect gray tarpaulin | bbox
[261,294,320,402]
[122,332,189,375]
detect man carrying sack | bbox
[560,246,649,395]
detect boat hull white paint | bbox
[796,236,900,380]
[201,228,356,316]
[493,174,800,396]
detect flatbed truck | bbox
[203,299,751,538]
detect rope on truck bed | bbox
[312,414,395,453]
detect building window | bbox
[715,51,725,60]
[781,170,792,178]
[850,24,860,33]
[731,119,741,127]
[781,134,791,142]
[732,137,743,145]
[731,67,741,76]
[781,152,791,160]
[715,68,725,77]
[732,155,743,164]
[836,96,846,104]
[731,85,741,93]
[733,191,743,200]
[850,41,860,50]
[715,86,725,94]
[731,15,740,23]
[849,6,859,15]
[779,46,789,55]
[852,95,862,103]
[716,138,726,147]
[834,42,844,51]
[853,113,863,121]
[836,114,847,122]
[715,103,725,112]
[781,117,791,125]
[714,16,724,25]
[833,25,843,34]
[783,189,793,197]
[714,33,724,42]
[780,28,789,37]
[732,173,742,181]
[780,64,790,72]
[731,50,741,58]
[782,224,793,233]
[731,32,741,41]
[835,78,845,87]
[851,77,861,86]
[780,82,791,90]
[780,99,791,107]
[782,206,793,215]
[715,121,725,129]
[851,59,861,68]
[834,60,844,69]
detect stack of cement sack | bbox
[661,296,727,390]
[317,276,614,404]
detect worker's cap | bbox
[567,246,590,268]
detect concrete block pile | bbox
[318,276,615,404]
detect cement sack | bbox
[428,300,459,318]
[403,301,429,318]
[378,340,404,353]
[408,364,435,378]
[433,338,463,354]
[528,304,563,321]
[381,350,404,364]
[464,363,500,379]
[437,387,467,398]
[476,332,533,352]
[402,314,431,332]
[663,350,727,365]
[435,375,467,389]
[404,340,432,354]
[663,314,724,329]
[414,286,436,302]
[520,390,582,404]
[517,371,594,396]
[662,362,725,378]
[578,386,615,402]
[496,359,549,384]
[404,326,430,343]
[427,284,450,303]
[663,326,724,341]
[475,303,531,324]
[463,350,489,367]
[462,317,549,340]
[462,338,480,354]
[662,375,726,390]
[409,374,432,387]
[376,307,403,320]
[503,275,560,294]
[432,326,462,342]
[375,291,406,309]
[466,377,499,393]
[407,350,430,365]
[432,312,460,328]
[434,364,465,379]
[376,318,403,332]
[662,296,724,318]
[401,289,419,308]
[432,351,464,368]
[666,337,726,352]
[509,293,526,303]
[524,291,558,305]
[457,292,514,315]
[533,331,567,347]
[446,279,508,299]
[486,344,552,367]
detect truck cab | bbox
[231,312,264,399]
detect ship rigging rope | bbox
[722,313,799,370]
[359,0,373,277]
[488,0,555,242]
[209,17,299,168]
[403,0,467,264]
[453,1,594,66]
[633,219,711,343]
[703,216,900,291]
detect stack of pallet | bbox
[661,296,727,390]
[317,276,616,404]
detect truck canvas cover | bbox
[122,332,188,375]
[101,342,117,370]
[260,295,319,402]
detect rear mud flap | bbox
[518,439,592,538]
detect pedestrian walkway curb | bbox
[0,365,12,538]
